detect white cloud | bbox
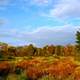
[33,0,48,5]
[30,0,52,6]
[0,24,80,47]
[45,0,80,19]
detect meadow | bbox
[0,42,80,80]
[1,56,80,80]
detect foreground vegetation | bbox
[0,41,80,80]
[0,56,80,80]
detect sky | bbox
[0,0,80,47]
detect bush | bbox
[0,52,4,61]
[0,61,11,77]
[26,66,43,80]
[15,67,23,75]
[18,70,29,80]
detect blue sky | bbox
[0,0,80,47]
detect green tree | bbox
[76,30,80,52]
[0,50,4,60]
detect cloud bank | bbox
[0,24,79,47]
[44,0,80,19]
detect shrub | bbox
[0,52,4,61]
[47,57,76,79]
[15,67,23,75]
[0,61,11,77]
[19,70,29,80]
[26,66,43,80]
[73,67,80,80]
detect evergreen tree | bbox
[76,30,80,51]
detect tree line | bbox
[0,30,80,57]
[0,43,78,57]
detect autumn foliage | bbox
[0,42,80,79]
[0,57,80,79]
[0,42,78,57]
[13,57,80,80]
[0,61,11,76]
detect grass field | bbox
[0,56,80,80]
